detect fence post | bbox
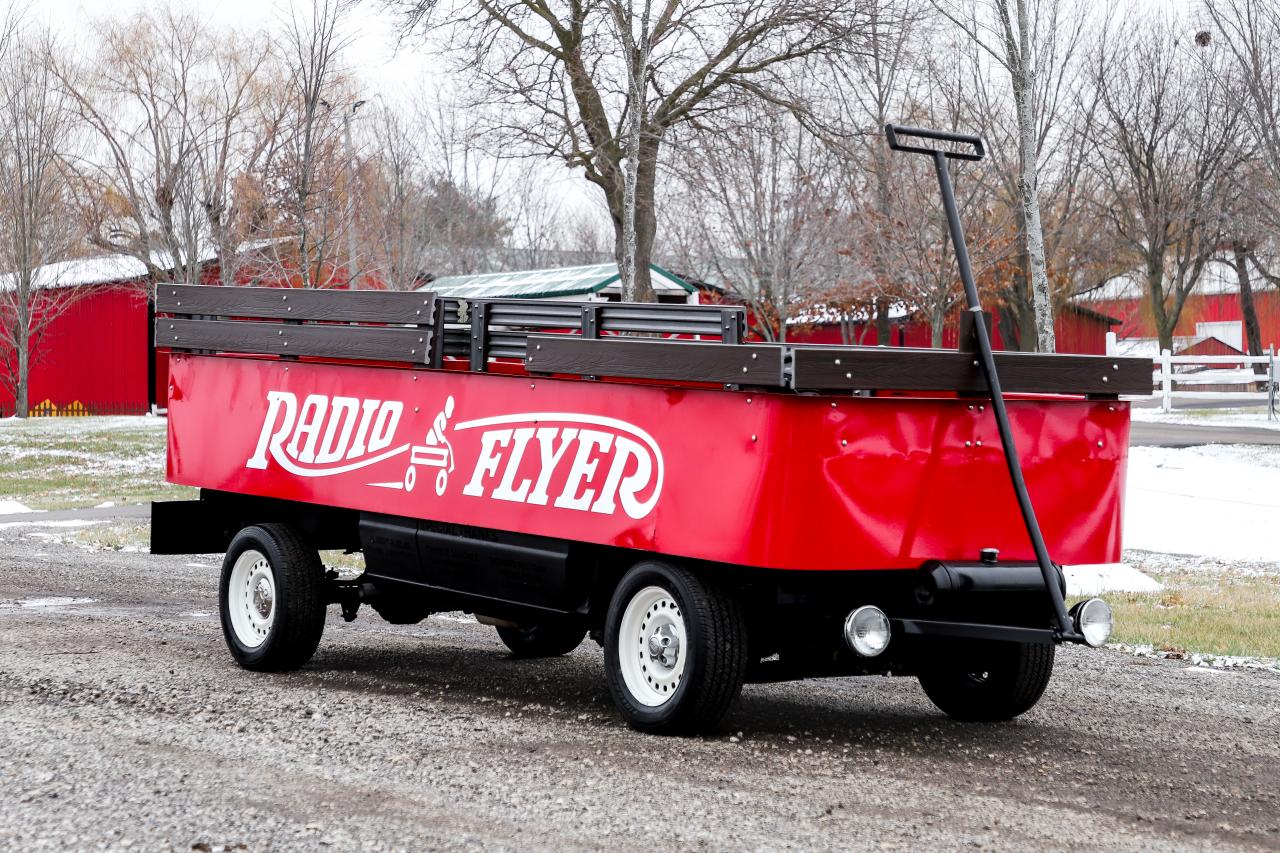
[1268,347,1274,419]
[1160,349,1173,413]
[1105,331,1117,356]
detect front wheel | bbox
[917,640,1055,722]
[603,561,748,735]
[219,524,327,672]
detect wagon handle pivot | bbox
[883,123,1080,643]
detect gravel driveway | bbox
[0,528,1276,852]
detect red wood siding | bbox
[0,284,151,416]
[1086,290,1280,352]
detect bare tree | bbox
[666,104,850,340]
[0,31,85,418]
[830,0,923,344]
[389,0,869,300]
[1089,15,1248,353]
[61,7,282,293]
[931,0,1090,351]
[271,0,357,288]
[1204,0,1280,206]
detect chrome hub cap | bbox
[228,549,276,649]
[618,586,687,707]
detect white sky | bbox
[15,0,439,100]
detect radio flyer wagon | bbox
[151,127,1152,733]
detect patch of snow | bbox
[0,596,97,609]
[1063,563,1162,596]
[94,501,116,508]
[0,519,106,531]
[0,499,36,514]
[1130,406,1280,431]
[1124,445,1280,562]
[1108,642,1280,674]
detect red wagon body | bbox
[152,284,1150,732]
[166,353,1128,571]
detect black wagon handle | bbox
[884,120,1081,643]
[884,124,986,161]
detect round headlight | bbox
[844,605,891,657]
[1072,598,1113,647]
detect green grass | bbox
[0,416,194,510]
[1098,571,1280,659]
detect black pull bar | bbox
[885,123,985,161]
[883,122,1079,642]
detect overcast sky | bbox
[12,0,439,101]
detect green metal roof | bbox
[419,263,695,300]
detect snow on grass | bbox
[0,416,191,510]
[0,519,105,531]
[0,499,36,514]
[1124,444,1280,563]
[1130,404,1280,431]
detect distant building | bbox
[1074,261,1280,356]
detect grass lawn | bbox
[0,416,194,510]
[1100,566,1280,660]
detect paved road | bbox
[0,531,1276,852]
[1130,422,1280,448]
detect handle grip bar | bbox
[884,124,985,161]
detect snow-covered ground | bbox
[1124,444,1279,563]
[1130,405,1280,431]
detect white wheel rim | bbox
[228,549,276,649]
[618,585,687,707]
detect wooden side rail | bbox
[788,346,1152,396]
[527,335,1153,396]
[155,283,437,364]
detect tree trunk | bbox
[930,303,946,348]
[610,131,659,302]
[1233,241,1265,374]
[15,299,30,419]
[1147,264,1174,354]
[1011,0,1055,353]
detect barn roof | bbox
[418,263,695,300]
[0,247,220,291]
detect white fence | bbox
[1148,348,1278,416]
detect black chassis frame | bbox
[154,491,1062,682]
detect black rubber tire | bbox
[496,622,587,658]
[603,561,749,735]
[219,524,326,672]
[917,640,1055,722]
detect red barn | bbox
[1,256,157,417]
[1075,262,1280,355]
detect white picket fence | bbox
[1146,347,1278,416]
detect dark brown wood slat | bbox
[157,318,433,363]
[789,346,1152,395]
[526,335,785,385]
[156,283,436,324]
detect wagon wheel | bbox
[603,561,748,735]
[917,639,1055,722]
[219,524,327,672]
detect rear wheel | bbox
[496,621,587,658]
[219,524,326,672]
[604,561,748,735]
[917,640,1055,722]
